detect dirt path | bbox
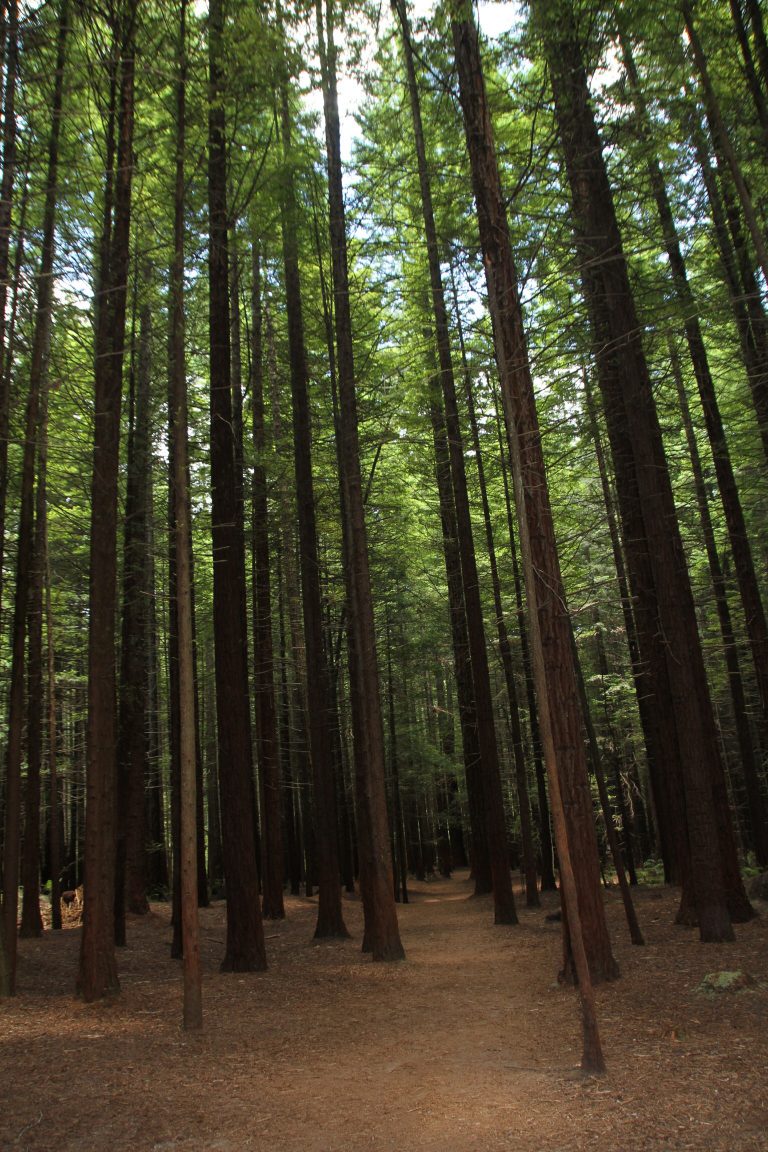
[2,873,767,1151]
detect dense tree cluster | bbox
[0,0,766,1070]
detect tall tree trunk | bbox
[729,0,768,146]
[78,0,137,1000]
[0,0,18,626]
[682,0,768,287]
[622,30,768,769]
[449,263,538,907]
[46,517,62,931]
[668,337,768,865]
[318,0,403,960]
[395,0,516,924]
[207,0,265,972]
[688,110,768,462]
[452,0,618,985]
[170,0,202,1028]
[745,0,768,90]
[581,375,672,876]
[534,0,751,939]
[250,244,284,921]
[276,39,348,939]
[493,387,556,891]
[16,1,68,942]
[116,273,152,942]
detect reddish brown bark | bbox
[452,1,617,984]
[208,0,265,972]
[535,0,750,939]
[318,0,403,960]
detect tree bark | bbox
[452,0,617,984]
[170,0,202,1028]
[207,0,265,972]
[318,0,404,960]
[276,39,348,938]
[250,244,284,921]
[534,0,750,939]
[395,0,516,924]
[0,0,18,626]
[78,0,137,1000]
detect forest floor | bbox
[1,872,767,1152]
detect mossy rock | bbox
[694,970,758,997]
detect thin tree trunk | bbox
[688,110,768,462]
[170,0,202,1028]
[682,0,768,286]
[46,489,62,931]
[493,387,556,891]
[0,0,18,625]
[745,0,768,90]
[668,336,768,864]
[581,374,672,877]
[116,272,152,940]
[276,36,348,939]
[729,0,768,146]
[449,262,538,907]
[250,243,284,921]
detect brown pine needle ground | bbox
[2,872,767,1151]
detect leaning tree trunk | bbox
[682,0,768,287]
[318,0,403,961]
[452,0,618,986]
[621,29,768,780]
